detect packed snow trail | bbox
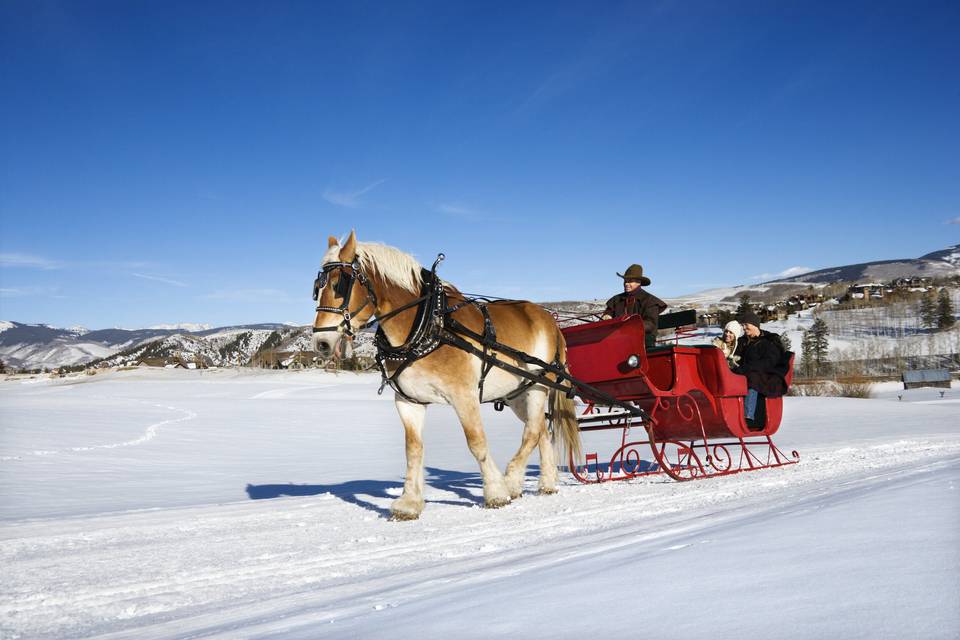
[0,370,958,638]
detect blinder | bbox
[312,258,377,337]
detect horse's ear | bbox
[340,229,357,261]
[327,235,338,249]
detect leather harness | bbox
[313,254,646,418]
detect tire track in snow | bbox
[249,384,333,400]
[0,399,197,461]
[27,456,960,640]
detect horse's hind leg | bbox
[452,395,511,508]
[537,424,558,495]
[504,387,549,499]
[390,399,427,520]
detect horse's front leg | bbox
[452,395,511,508]
[390,398,427,520]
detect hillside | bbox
[3,244,958,371]
[0,321,306,371]
[765,244,960,285]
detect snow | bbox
[0,340,116,370]
[0,369,958,639]
[0,320,14,333]
[147,323,213,331]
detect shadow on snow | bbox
[245,466,543,517]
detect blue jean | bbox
[745,388,759,420]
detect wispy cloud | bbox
[750,266,813,282]
[0,286,65,298]
[131,273,188,287]
[323,179,387,208]
[1,253,155,272]
[435,202,483,221]
[0,253,62,270]
[947,217,960,225]
[203,288,292,302]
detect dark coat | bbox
[732,330,789,398]
[605,289,667,347]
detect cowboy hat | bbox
[616,264,651,286]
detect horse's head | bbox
[311,230,377,360]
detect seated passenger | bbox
[712,320,744,368]
[731,311,788,428]
[601,263,666,349]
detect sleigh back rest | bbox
[644,346,676,391]
[695,346,748,397]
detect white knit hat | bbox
[724,320,744,338]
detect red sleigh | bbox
[561,315,798,482]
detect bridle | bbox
[312,258,378,338]
[312,253,445,341]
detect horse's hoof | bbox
[484,497,511,509]
[390,498,423,521]
[538,487,558,495]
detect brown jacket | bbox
[604,289,667,346]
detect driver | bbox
[601,264,666,349]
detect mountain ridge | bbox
[3,244,958,370]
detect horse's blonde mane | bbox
[323,240,423,294]
[357,242,423,293]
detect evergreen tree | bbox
[716,308,734,327]
[919,289,938,328]
[780,333,792,352]
[808,318,830,375]
[799,329,815,377]
[736,293,752,317]
[937,288,956,330]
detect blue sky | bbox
[1,1,958,329]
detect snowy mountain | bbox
[664,244,960,309]
[0,321,307,370]
[3,245,957,371]
[147,323,213,331]
[766,243,960,285]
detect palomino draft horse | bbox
[312,231,581,520]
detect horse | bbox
[312,230,582,520]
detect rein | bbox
[311,252,648,420]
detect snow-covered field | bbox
[1,369,958,639]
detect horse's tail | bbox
[550,333,582,469]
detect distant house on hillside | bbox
[253,350,319,369]
[848,283,885,299]
[894,276,931,289]
[136,357,185,368]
